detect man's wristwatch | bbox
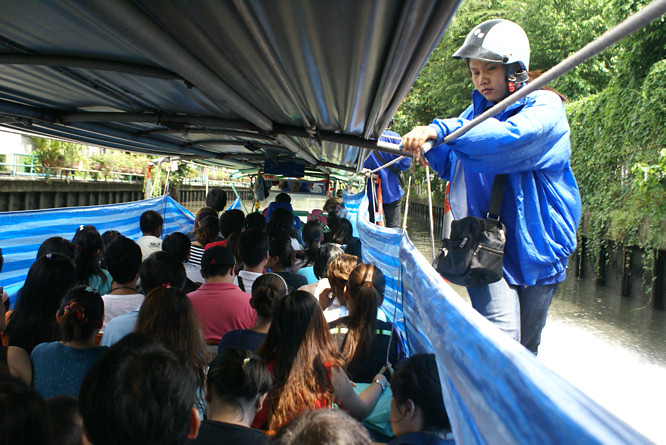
[373,378,387,391]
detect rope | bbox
[402,164,414,231]
[425,166,436,262]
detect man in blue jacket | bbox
[402,19,581,354]
[364,130,412,228]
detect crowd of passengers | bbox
[0,188,453,445]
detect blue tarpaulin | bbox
[0,196,194,307]
[344,190,650,445]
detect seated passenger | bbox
[36,236,75,260]
[186,206,218,241]
[189,215,220,267]
[187,246,256,344]
[72,225,112,295]
[206,188,228,214]
[253,290,388,432]
[162,232,202,292]
[0,372,53,444]
[46,396,86,445]
[31,285,107,398]
[133,286,210,416]
[388,354,454,445]
[329,264,403,383]
[330,218,362,257]
[206,209,246,249]
[234,229,269,293]
[266,235,307,293]
[135,210,164,260]
[101,236,143,327]
[271,409,372,445]
[297,221,324,284]
[190,348,272,445]
[218,273,288,353]
[298,244,345,302]
[79,333,201,445]
[320,254,361,322]
[244,211,267,231]
[100,251,186,346]
[5,253,77,354]
[266,206,302,248]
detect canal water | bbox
[404,214,666,444]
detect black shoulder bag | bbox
[433,174,507,287]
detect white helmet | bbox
[453,19,530,92]
[453,19,530,70]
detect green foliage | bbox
[33,138,81,168]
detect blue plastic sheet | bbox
[345,191,650,445]
[0,195,194,307]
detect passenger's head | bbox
[323,197,343,214]
[268,235,295,269]
[206,188,228,213]
[251,273,288,320]
[326,254,361,299]
[341,263,385,365]
[271,409,372,445]
[101,230,122,248]
[162,232,191,263]
[258,291,341,430]
[239,229,269,268]
[134,287,208,382]
[330,218,353,245]
[275,192,291,204]
[244,212,267,231]
[193,206,217,230]
[302,220,323,250]
[103,236,142,284]
[206,348,272,424]
[71,225,104,281]
[266,207,295,239]
[200,246,236,279]
[0,373,53,445]
[6,253,77,353]
[139,210,163,236]
[79,333,200,445]
[139,251,186,293]
[313,244,345,280]
[225,232,243,267]
[37,237,75,260]
[194,215,220,246]
[46,396,85,445]
[57,285,104,343]
[390,354,451,436]
[219,209,245,239]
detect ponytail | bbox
[57,285,104,342]
[208,347,272,406]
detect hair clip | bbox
[79,224,85,231]
[84,286,95,293]
[46,253,52,259]
[242,357,251,370]
[161,283,171,289]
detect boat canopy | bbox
[0,0,459,177]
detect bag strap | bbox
[237,275,245,292]
[488,174,507,220]
[374,151,405,189]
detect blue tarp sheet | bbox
[0,196,194,307]
[344,190,650,445]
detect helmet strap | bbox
[506,64,529,94]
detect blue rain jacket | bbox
[364,130,412,205]
[425,89,581,286]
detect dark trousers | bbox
[369,199,402,229]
